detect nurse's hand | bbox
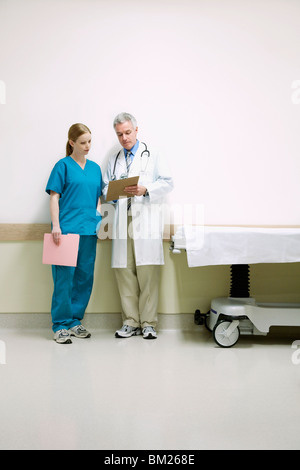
[52,225,62,245]
[124,185,147,197]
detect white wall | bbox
[1,0,300,226]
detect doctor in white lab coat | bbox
[102,112,173,339]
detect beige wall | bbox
[1,241,300,315]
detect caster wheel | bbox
[194,309,204,325]
[213,320,240,348]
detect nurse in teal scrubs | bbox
[46,123,102,344]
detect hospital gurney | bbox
[171,226,300,347]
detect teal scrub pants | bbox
[51,235,97,332]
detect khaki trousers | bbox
[114,220,160,328]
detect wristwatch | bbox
[143,189,149,197]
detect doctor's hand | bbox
[52,225,62,245]
[124,185,147,197]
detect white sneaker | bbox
[115,325,142,338]
[54,329,72,344]
[68,324,91,338]
[142,326,157,339]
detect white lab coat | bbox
[102,142,173,268]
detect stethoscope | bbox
[111,142,150,181]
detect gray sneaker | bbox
[115,325,142,338]
[68,324,91,338]
[142,326,157,339]
[54,329,72,344]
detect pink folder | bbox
[42,233,80,267]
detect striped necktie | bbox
[126,151,132,210]
[126,151,132,172]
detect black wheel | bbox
[194,309,204,325]
[213,320,240,348]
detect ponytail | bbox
[66,141,73,157]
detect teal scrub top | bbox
[46,156,102,236]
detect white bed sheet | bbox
[173,226,300,267]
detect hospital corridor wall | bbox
[1,0,300,229]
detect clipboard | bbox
[106,176,139,202]
[42,233,80,267]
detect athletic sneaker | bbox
[54,329,72,344]
[115,325,142,338]
[142,326,157,339]
[68,324,91,338]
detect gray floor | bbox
[0,322,300,450]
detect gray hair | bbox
[113,112,137,129]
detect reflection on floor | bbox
[0,324,300,450]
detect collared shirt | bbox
[125,140,139,165]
